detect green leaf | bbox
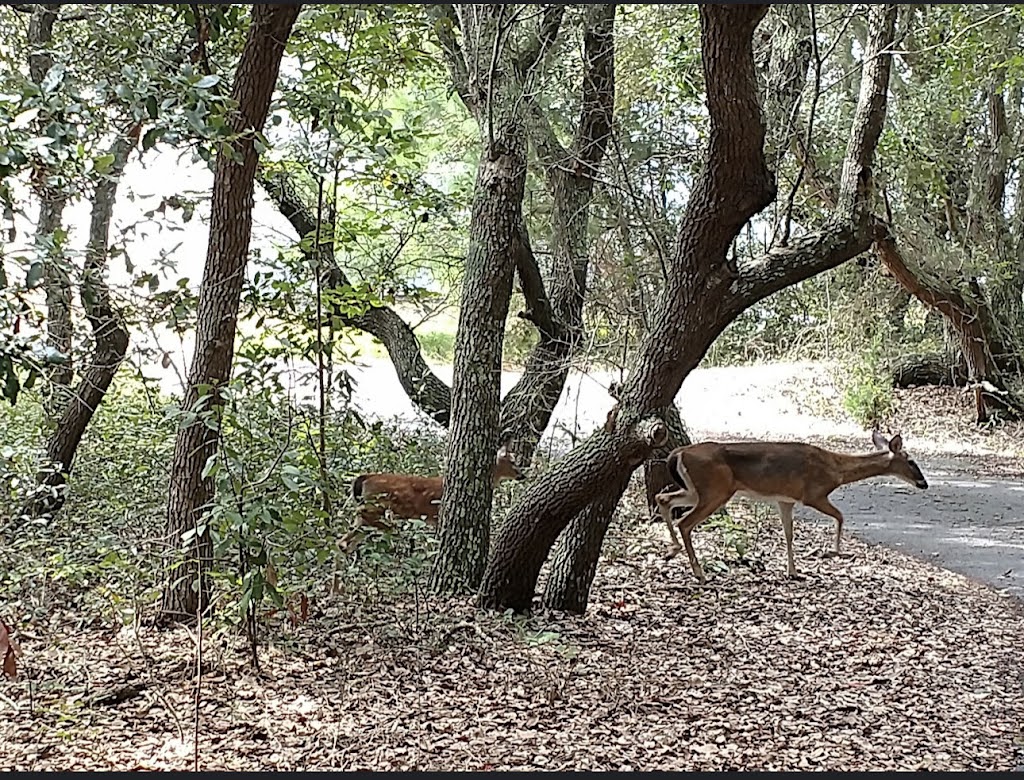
[195,74,221,89]
[145,95,159,120]
[142,127,164,152]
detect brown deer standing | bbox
[654,431,929,583]
[339,444,525,551]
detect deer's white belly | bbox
[733,490,800,506]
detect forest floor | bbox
[2,363,1023,771]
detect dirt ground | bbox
[1,363,1023,771]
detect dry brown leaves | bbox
[1,487,1022,772]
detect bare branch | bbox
[516,4,566,78]
[428,4,474,110]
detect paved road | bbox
[821,457,1024,602]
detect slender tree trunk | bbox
[428,6,533,594]
[160,4,301,622]
[23,127,137,518]
[27,4,74,408]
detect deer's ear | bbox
[889,433,903,453]
[871,430,889,450]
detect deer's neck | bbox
[834,451,892,487]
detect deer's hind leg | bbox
[803,495,851,559]
[655,486,697,555]
[675,497,732,585]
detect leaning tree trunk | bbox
[160,3,300,623]
[27,4,74,409]
[23,126,137,518]
[873,231,1024,422]
[478,3,897,613]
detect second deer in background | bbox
[654,431,929,583]
[339,443,526,552]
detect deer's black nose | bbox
[916,479,928,489]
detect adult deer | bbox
[654,431,929,583]
[339,444,526,552]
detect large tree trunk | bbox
[24,128,137,518]
[873,232,1023,422]
[160,4,300,623]
[28,4,74,408]
[478,4,897,613]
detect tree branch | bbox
[729,3,897,309]
[835,4,897,224]
[515,4,566,78]
[428,4,474,110]
[573,3,616,170]
[258,166,453,427]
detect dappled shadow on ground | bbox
[2,492,1022,771]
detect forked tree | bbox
[474,3,899,613]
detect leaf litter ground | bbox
[2,502,1022,771]
[2,380,1023,770]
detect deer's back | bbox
[358,473,444,520]
[679,441,840,503]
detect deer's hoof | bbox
[787,571,807,581]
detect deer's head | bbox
[872,431,928,489]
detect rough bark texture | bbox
[28,4,73,403]
[161,4,300,622]
[542,417,666,612]
[873,231,1023,422]
[24,128,137,517]
[479,4,898,613]
[428,5,549,595]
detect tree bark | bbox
[428,5,552,595]
[23,127,137,518]
[542,416,666,612]
[28,4,74,406]
[478,4,897,613]
[873,231,1023,422]
[160,4,300,623]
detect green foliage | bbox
[842,336,894,429]
[0,357,450,629]
[417,329,455,364]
